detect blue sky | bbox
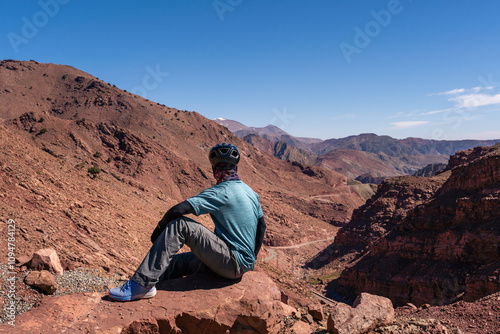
[1,0,499,140]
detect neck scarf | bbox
[214,167,240,184]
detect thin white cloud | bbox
[418,108,453,116]
[390,121,429,129]
[428,86,494,96]
[431,88,465,96]
[449,93,500,108]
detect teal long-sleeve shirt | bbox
[187,180,264,271]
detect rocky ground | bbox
[381,292,500,334]
[277,277,500,333]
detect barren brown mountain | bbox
[0,59,365,277]
[315,148,450,180]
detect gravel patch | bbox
[52,268,124,296]
[0,264,126,325]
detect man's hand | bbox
[150,224,164,244]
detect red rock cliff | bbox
[337,144,500,306]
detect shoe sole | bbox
[108,289,157,302]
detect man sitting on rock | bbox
[109,143,266,301]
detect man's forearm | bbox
[254,216,266,256]
[157,201,194,229]
[151,200,195,243]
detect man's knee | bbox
[168,216,205,242]
[169,216,198,229]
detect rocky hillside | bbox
[335,173,450,252]
[336,143,500,306]
[0,60,364,277]
[304,171,449,277]
[315,149,448,181]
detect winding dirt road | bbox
[261,237,335,262]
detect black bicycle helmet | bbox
[209,143,240,168]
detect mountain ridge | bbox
[214,118,500,181]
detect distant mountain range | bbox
[213,118,321,152]
[213,118,500,182]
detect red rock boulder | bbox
[327,293,394,334]
[24,270,57,294]
[3,271,293,333]
[29,249,64,275]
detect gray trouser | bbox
[132,216,242,288]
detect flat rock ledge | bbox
[2,271,294,334]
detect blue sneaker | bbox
[108,279,157,301]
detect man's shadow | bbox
[102,272,242,302]
[156,271,242,292]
